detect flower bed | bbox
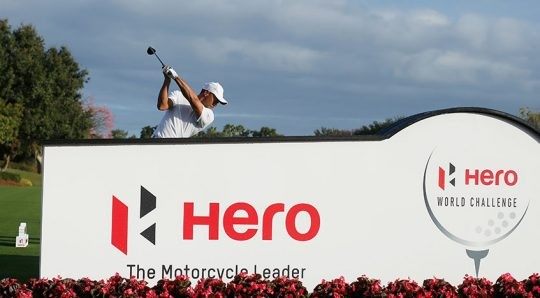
[1,272,539,297]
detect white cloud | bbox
[373,9,450,27]
[455,14,490,50]
[492,17,530,52]
[410,9,451,27]
[394,49,530,85]
[191,37,323,73]
[455,14,537,54]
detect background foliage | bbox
[0,18,538,172]
[0,19,92,170]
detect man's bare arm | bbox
[157,76,173,111]
[172,75,204,117]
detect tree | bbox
[0,19,94,169]
[352,117,403,135]
[221,124,251,137]
[140,126,157,139]
[314,117,402,136]
[111,129,130,139]
[251,126,280,137]
[196,126,221,138]
[85,96,114,138]
[0,20,17,170]
[195,124,282,138]
[520,107,540,130]
[314,127,353,137]
[0,101,22,171]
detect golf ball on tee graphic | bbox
[422,147,531,276]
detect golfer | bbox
[153,65,227,138]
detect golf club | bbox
[147,46,165,67]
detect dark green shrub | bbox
[9,160,38,173]
[0,171,21,182]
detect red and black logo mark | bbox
[111,186,156,255]
[438,163,456,190]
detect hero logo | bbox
[438,162,519,190]
[464,169,518,187]
[183,202,320,241]
[111,186,321,255]
[111,186,157,255]
[438,163,456,190]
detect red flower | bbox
[421,277,457,298]
[494,273,526,297]
[457,275,494,298]
[349,275,384,297]
[522,273,540,297]
[192,277,227,297]
[6,271,540,297]
[0,278,32,298]
[310,276,350,298]
[384,278,422,298]
[270,276,308,297]
[153,275,193,297]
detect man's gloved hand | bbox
[162,65,178,79]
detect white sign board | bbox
[16,222,29,248]
[41,109,539,288]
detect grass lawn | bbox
[4,168,42,186]
[0,185,41,282]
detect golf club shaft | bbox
[153,53,165,67]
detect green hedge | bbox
[0,171,21,182]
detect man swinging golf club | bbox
[152,65,228,138]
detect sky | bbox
[3,0,540,136]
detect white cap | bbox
[202,82,228,105]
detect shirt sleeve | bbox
[197,107,215,128]
[168,90,184,105]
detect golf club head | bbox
[147,46,165,67]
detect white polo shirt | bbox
[153,90,214,138]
